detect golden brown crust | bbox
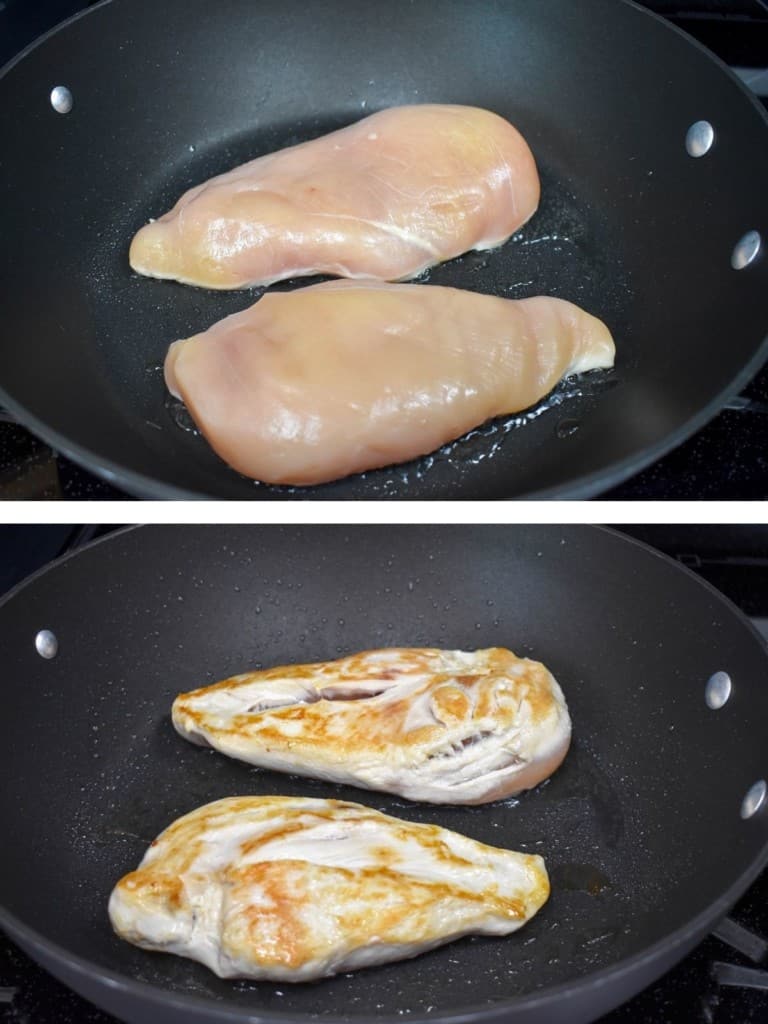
[172,648,571,804]
[109,796,549,980]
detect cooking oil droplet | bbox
[550,863,611,895]
[556,418,581,439]
[166,396,199,434]
[583,927,617,946]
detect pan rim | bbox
[1,1,768,498]
[1,523,768,1022]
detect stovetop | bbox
[1,525,768,1023]
[0,0,766,499]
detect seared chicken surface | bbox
[165,282,615,485]
[130,105,539,288]
[172,648,572,804]
[109,796,549,980]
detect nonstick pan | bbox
[1,525,768,1024]
[0,1,767,499]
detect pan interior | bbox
[97,120,628,500]
[1,525,768,1020]
[0,0,766,497]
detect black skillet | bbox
[1,524,767,1024]
[0,0,767,499]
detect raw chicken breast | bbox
[164,281,615,485]
[129,105,539,288]
[172,648,572,804]
[109,796,549,980]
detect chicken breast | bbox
[172,648,572,804]
[165,281,615,485]
[129,105,539,289]
[109,796,549,981]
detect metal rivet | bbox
[705,671,731,709]
[741,780,767,819]
[731,231,762,270]
[35,629,58,659]
[686,120,714,157]
[50,86,73,114]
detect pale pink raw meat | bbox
[164,281,615,485]
[130,105,540,288]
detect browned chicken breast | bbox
[172,647,572,804]
[109,796,549,981]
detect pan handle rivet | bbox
[685,120,714,157]
[732,231,762,270]
[35,629,58,659]
[50,86,73,114]
[741,780,767,819]
[705,671,731,709]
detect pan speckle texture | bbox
[1,526,768,1024]
[0,0,766,498]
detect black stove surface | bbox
[0,0,767,499]
[1,525,768,1023]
